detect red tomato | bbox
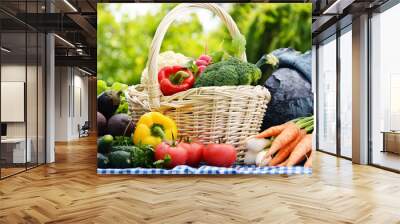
[179,142,204,167]
[155,142,187,168]
[203,143,237,167]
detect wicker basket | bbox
[126,3,271,163]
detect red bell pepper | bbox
[158,65,195,96]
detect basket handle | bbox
[146,3,247,109]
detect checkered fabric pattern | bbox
[97,165,312,175]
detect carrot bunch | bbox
[255,116,314,167]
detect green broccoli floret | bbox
[238,63,261,85]
[194,57,262,87]
[214,65,239,86]
[194,63,221,87]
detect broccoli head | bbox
[195,57,262,87]
[214,65,239,86]
[238,63,261,85]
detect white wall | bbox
[1,63,46,164]
[55,66,69,141]
[1,65,26,138]
[1,65,42,138]
[54,67,89,141]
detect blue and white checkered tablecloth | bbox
[97,165,312,175]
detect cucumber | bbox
[97,153,109,168]
[98,134,113,154]
[110,145,134,153]
[108,151,131,168]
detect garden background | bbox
[98,3,311,85]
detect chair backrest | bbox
[83,121,90,129]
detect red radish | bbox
[155,142,187,168]
[179,142,204,167]
[197,65,207,75]
[203,143,236,167]
[194,54,212,77]
[195,59,208,67]
[198,54,212,64]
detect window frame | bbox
[315,21,353,161]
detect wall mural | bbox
[96,3,313,175]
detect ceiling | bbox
[312,0,390,43]
[0,0,97,74]
[1,0,395,73]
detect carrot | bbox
[255,122,291,138]
[304,149,314,168]
[268,129,306,166]
[277,159,288,166]
[266,122,300,158]
[286,134,313,167]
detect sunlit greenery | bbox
[98,3,311,85]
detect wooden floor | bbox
[1,136,400,224]
[1,167,26,178]
[372,150,400,171]
[1,163,44,178]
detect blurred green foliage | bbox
[98,3,311,85]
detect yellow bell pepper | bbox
[133,112,178,147]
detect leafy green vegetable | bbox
[111,145,154,168]
[110,82,128,93]
[185,60,199,75]
[97,80,108,96]
[194,57,261,87]
[229,34,246,58]
[113,136,134,146]
[110,82,129,114]
[209,50,232,64]
[116,95,129,114]
[129,145,154,168]
[210,34,246,64]
[209,51,224,63]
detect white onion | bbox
[244,151,258,165]
[256,150,271,167]
[246,137,271,153]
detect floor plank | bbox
[0,136,400,223]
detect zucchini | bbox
[97,153,109,168]
[108,151,131,168]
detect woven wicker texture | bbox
[126,3,271,163]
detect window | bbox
[0,1,47,179]
[370,3,400,171]
[317,36,337,154]
[339,28,352,158]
